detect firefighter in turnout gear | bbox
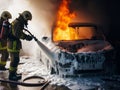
[0,11,12,70]
[7,11,33,81]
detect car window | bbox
[53,25,105,42]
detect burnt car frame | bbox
[39,22,116,77]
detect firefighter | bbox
[0,11,12,70]
[7,11,33,81]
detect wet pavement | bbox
[0,71,70,90]
[1,71,120,90]
[0,63,120,90]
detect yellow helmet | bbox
[21,11,32,21]
[1,11,12,20]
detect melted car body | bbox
[39,23,115,76]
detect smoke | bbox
[69,0,110,35]
[0,0,110,56]
[0,0,58,56]
[24,0,59,56]
[27,0,59,36]
[0,0,13,14]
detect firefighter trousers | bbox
[0,49,9,67]
[9,52,20,73]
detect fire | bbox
[53,0,76,42]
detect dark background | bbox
[56,0,120,73]
[30,0,120,73]
[106,0,120,74]
[71,0,120,73]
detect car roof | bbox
[68,22,97,28]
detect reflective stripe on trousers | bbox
[9,66,17,71]
[7,41,20,52]
[0,61,6,65]
[0,42,7,50]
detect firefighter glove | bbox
[26,35,33,41]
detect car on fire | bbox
[39,22,115,77]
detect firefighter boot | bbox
[9,71,22,81]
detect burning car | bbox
[38,22,115,77]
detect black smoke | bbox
[27,0,109,36]
[27,0,120,58]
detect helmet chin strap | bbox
[24,20,28,28]
[24,24,28,28]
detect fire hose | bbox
[24,28,55,61]
[0,29,51,88]
[0,76,51,87]
[24,28,38,41]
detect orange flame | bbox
[53,0,76,42]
